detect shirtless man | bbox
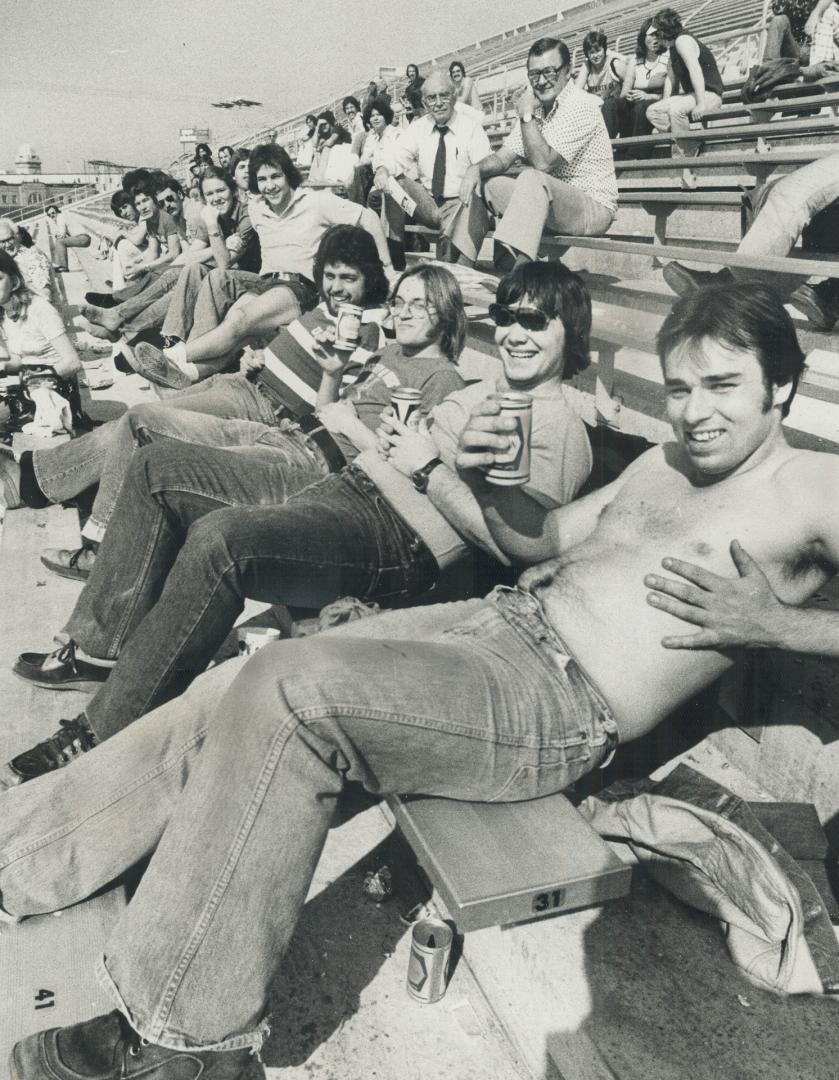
[6,282,838,1080]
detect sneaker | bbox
[13,640,111,692]
[0,714,98,787]
[0,448,22,510]
[10,1011,259,1080]
[41,543,97,581]
[133,342,195,390]
[789,282,839,331]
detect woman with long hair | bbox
[617,18,669,143]
[0,251,79,380]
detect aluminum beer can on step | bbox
[391,386,422,430]
[486,392,532,486]
[334,303,363,351]
[406,918,453,1003]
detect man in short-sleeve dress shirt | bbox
[461,36,617,269]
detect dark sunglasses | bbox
[488,303,551,332]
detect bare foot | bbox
[81,303,122,334]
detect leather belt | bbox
[295,413,347,473]
[260,270,312,285]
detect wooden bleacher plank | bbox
[387,792,632,932]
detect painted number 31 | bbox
[34,989,55,1010]
[532,888,565,913]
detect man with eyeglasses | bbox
[461,36,617,270]
[372,69,492,268]
[0,218,54,302]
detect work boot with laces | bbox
[10,1010,261,1080]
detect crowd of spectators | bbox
[1,6,839,1077]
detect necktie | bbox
[431,126,448,200]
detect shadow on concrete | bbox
[260,826,430,1068]
[545,875,839,1080]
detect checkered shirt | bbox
[503,82,618,213]
[811,1,839,62]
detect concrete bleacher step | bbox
[443,743,839,1080]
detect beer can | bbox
[236,626,283,656]
[486,392,532,486]
[334,303,363,351]
[391,386,422,430]
[406,918,453,1003]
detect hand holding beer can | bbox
[391,386,422,430]
[333,303,363,351]
[485,392,532,485]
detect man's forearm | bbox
[358,207,393,268]
[520,122,566,174]
[426,466,509,564]
[476,152,509,180]
[755,604,839,658]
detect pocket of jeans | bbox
[489,744,593,803]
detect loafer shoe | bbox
[13,641,111,692]
[10,1010,259,1080]
[41,544,97,580]
[790,282,839,331]
[133,342,195,390]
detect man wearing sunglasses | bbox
[151,176,189,243]
[460,36,618,270]
[372,69,493,268]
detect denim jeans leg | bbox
[99,599,601,1049]
[0,602,480,920]
[170,268,264,342]
[81,471,435,741]
[31,421,118,505]
[66,437,327,664]
[737,152,839,295]
[82,380,279,541]
[147,262,209,341]
[114,267,181,329]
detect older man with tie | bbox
[372,69,492,267]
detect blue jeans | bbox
[0,589,618,1050]
[32,373,280,542]
[67,453,438,740]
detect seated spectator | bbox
[449,59,483,114]
[375,77,392,105]
[575,30,628,138]
[663,150,839,329]
[342,95,365,149]
[810,0,839,61]
[106,190,155,294]
[78,165,261,348]
[5,225,388,570]
[309,110,355,188]
[0,255,80,490]
[349,95,398,205]
[296,114,318,168]
[466,37,617,270]
[363,79,379,112]
[44,205,91,272]
[372,70,492,268]
[151,174,189,242]
[129,143,392,390]
[217,145,234,170]
[111,179,183,302]
[192,142,214,178]
[618,18,669,143]
[230,147,252,205]
[402,84,426,123]
[404,62,425,96]
[0,218,53,302]
[7,264,468,763]
[646,8,724,155]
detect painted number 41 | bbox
[34,989,55,1011]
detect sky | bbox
[2,0,563,173]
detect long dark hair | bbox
[248,144,302,194]
[313,225,390,307]
[0,249,32,321]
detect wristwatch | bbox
[411,457,443,493]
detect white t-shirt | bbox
[0,295,67,367]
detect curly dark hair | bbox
[362,95,394,128]
[312,225,389,307]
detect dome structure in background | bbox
[13,144,42,174]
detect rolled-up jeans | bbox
[485,169,615,261]
[66,453,438,740]
[0,589,618,1050]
